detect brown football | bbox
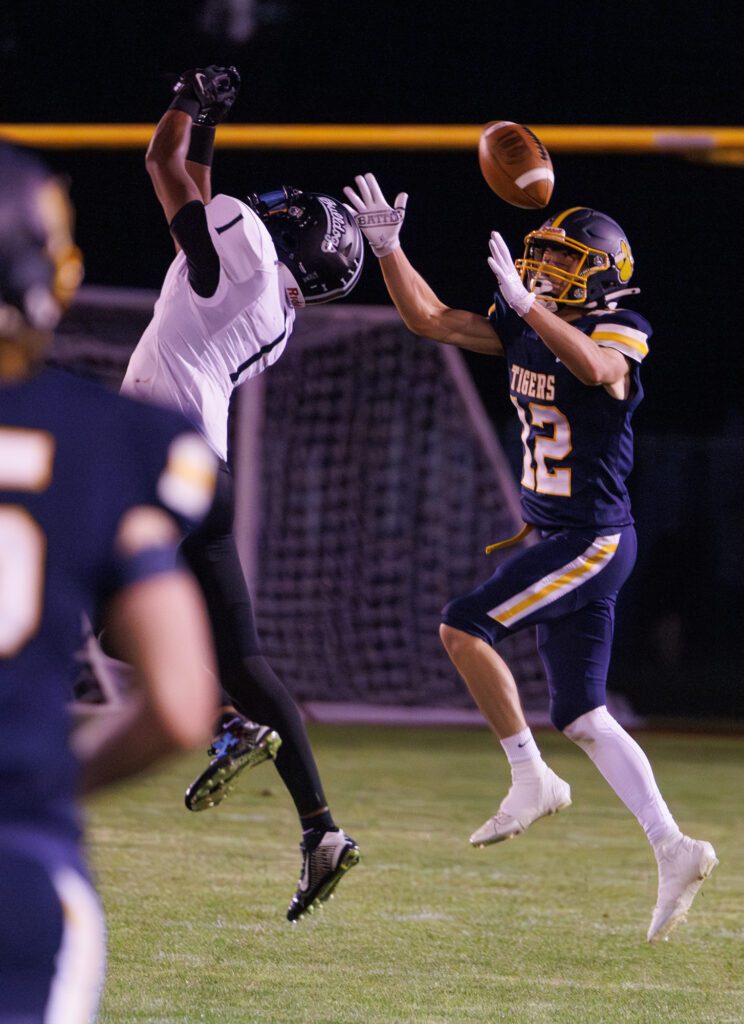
[478,121,554,209]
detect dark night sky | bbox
[3,2,744,434]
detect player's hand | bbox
[343,173,408,258]
[170,65,241,125]
[487,231,535,318]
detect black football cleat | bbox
[286,829,360,922]
[184,715,281,812]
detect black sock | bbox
[301,810,335,833]
[301,814,337,847]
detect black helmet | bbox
[0,143,83,336]
[247,187,363,305]
[515,206,638,309]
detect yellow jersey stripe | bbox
[592,330,649,355]
[167,455,217,491]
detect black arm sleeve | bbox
[169,200,221,299]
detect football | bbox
[478,121,554,209]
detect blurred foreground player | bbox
[0,142,220,1021]
[344,174,718,943]
[121,66,362,920]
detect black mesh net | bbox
[247,314,546,709]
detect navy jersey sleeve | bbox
[114,395,219,536]
[98,410,218,602]
[488,292,523,348]
[170,200,221,299]
[585,308,652,364]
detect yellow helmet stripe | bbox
[550,206,587,228]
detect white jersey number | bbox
[0,429,55,657]
[511,399,572,497]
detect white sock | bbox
[563,706,682,850]
[500,727,545,783]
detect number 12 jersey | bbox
[489,294,652,530]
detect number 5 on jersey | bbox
[511,398,572,497]
[0,429,55,657]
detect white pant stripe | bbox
[45,867,106,1024]
[487,533,621,627]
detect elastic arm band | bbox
[168,93,201,120]
[186,124,216,167]
[103,545,183,600]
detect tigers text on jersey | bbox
[489,294,652,530]
[0,367,215,847]
[121,194,297,460]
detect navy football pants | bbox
[441,525,637,730]
[0,841,104,1023]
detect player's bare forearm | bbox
[185,160,212,205]
[380,248,503,355]
[523,302,628,386]
[78,572,218,793]
[146,110,203,226]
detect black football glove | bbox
[169,65,241,125]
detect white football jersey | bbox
[122,194,296,460]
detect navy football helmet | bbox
[515,206,638,309]
[0,143,83,336]
[247,187,363,305]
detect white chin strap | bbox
[531,276,559,312]
[603,286,641,303]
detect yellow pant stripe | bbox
[493,537,620,625]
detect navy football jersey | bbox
[489,295,652,530]
[0,367,215,849]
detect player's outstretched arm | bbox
[181,65,241,204]
[146,110,203,226]
[487,231,629,387]
[380,247,503,355]
[77,507,219,794]
[147,65,241,224]
[344,173,503,355]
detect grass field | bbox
[87,724,744,1024]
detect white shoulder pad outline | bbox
[204,194,271,285]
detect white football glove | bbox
[487,231,535,318]
[343,173,408,257]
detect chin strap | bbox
[589,286,642,310]
[485,523,534,555]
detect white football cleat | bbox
[286,828,360,922]
[647,835,718,943]
[470,767,572,847]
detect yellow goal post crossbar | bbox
[1,124,744,160]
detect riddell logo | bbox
[285,286,305,308]
[319,195,346,253]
